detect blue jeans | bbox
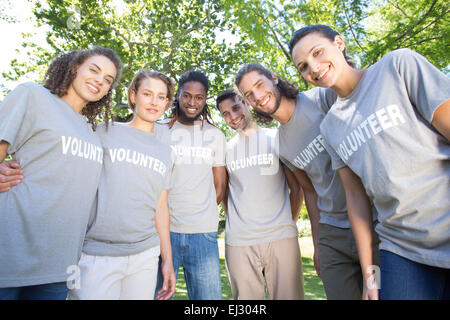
[0,282,68,300]
[380,250,450,300]
[156,232,222,300]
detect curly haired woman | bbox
[0,46,122,300]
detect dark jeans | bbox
[380,250,450,300]
[0,282,68,300]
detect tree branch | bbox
[342,0,365,52]
[252,7,291,63]
[394,0,438,41]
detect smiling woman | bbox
[0,46,123,300]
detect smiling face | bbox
[130,77,169,125]
[237,70,281,116]
[291,32,347,89]
[69,54,117,104]
[218,96,252,131]
[177,81,207,123]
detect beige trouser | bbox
[225,237,304,300]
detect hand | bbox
[363,274,380,300]
[0,160,24,193]
[363,287,379,300]
[156,259,176,300]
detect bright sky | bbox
[0,0,50,98]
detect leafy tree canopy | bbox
[2,0,449,133]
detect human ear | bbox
[272,74,279,85]
[130,89,137,106]
[334,35,346,52]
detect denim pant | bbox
[156,232,222,300]
[380,250,450,300]
[0,282,68,300]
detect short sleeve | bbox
[279,154,296,171]
[213,129,226,167]
[394,49,450,123]
[317,87,337,113]
[0,83,33,154]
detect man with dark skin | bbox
[154,70,227,300]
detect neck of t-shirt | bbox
[273,96,296,125]
[238,120,259,137]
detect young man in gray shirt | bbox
[216,88,304,299]
[235,63,379,300]
[154,70,227,300]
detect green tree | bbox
[3,0,449,124]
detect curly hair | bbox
[234,63,299,125]
[168,70,215,129]
[127,69,175,111]
[44,46,123,130]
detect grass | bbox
[172,255,326,300]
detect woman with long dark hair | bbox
[289,24,449,300]
[0,46,122,300]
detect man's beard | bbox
[256,87,281,116]
[178,102,205,123]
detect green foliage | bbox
[3,0,449,129]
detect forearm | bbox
[0,141,9,162]
[303,190,320,248]
[155,193,173,263]
[213,166,227,205]
[289,187,304,222]
[346,194,375,280]
[338,167,375,280]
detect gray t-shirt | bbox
[0,82,103,287]
[279,88,353,228]
[320,48,450,268]
[155,120,226,233]
[83,123,174,257]
[225,128,298,246]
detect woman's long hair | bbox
[44,46,123,130]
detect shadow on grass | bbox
[173,256,325,300]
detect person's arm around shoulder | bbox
[431,99,450,141]
[155,189,176,300]
[338,166,378,300]
[0,141,23,192]
[292,168,321,277]
[284,165,304,222]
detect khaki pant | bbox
[318,223,380,300]
[225,237,304,300]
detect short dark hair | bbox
[216,88,239,111]
[234,63,299,125]
[288,24,354,67]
